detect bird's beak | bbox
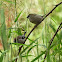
[27,15,29,18]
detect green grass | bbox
[0,0,62,62]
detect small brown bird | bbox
[27,14,44,24]
[14,32,26,44]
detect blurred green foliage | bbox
[0,0,62,62]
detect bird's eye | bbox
[22,36,25,39]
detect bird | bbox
[27,14,44,24]
[14,32,26,44]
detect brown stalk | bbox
[43,22,62,62]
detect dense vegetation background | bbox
[0,0,62,62]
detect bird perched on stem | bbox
[27,14,44,24]
[14,32,26,44]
